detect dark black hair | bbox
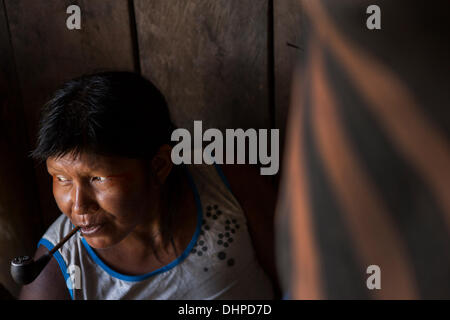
[31,71,174,162]
[32,71,181,258]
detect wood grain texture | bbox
[274,0,303,149]
[134,0,270,132]
[0,0,42,297]
[4,0,136,228]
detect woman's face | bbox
[46,151,154,249]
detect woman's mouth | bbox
[80,224,103,236]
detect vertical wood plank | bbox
[273,0,304,291]
[274,0,303,149]
[0,0,42,297]
[134,0,270,132]
[4,0,136,228]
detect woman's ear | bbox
[150,144,173,185]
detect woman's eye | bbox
[92,176,106,183]
[56,176,70,182]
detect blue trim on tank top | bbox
[80,167,203,282]
[37,238,74,300]
[213,163,234,195]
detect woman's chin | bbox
[83,235,116,249]
[82,226,133,250]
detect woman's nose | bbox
[71,185,99,216]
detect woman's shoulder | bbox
[219,164,277,207]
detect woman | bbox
[19,72,279,299]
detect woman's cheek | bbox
[52,185,72,215]
[95,188,125,214]
[98,187,144,220]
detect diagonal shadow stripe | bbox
[302,0,450,234]
[309,38,417,299]
[302,42,369,299]
[284,58,323,299]
[322,45,450,299]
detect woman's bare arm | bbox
[220,164,281,298]
[19,245,71,300]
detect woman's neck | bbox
[91,170,196,275]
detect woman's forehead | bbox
[46,152,143,172]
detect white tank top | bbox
[38,164,274,299]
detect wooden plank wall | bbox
[0,0,42,297]
[0,0,302,297]
[274,0,303,153]
[134,0,270,132]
